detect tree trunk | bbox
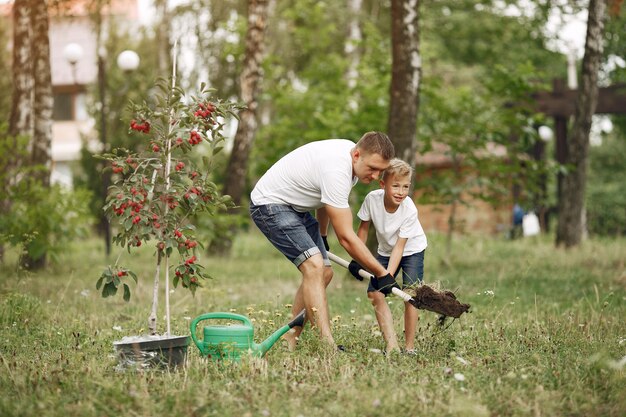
[30,0,53,188]
[2,0,33,263]
[8,0,52,270]
[556,0,607,247]
[387,0,421,168]
[345,0,362,91]
[9,0,33,140]
[214,0,269,254]
[155,0,172,78]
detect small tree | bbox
[96,76,240,336]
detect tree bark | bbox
[345,0,362,91]
[9,0,33,140]
[155,0,172,78]
[2,0,33,263]
[30,0,54,188]
[556,0,607,247]
[387,0,421,168]
[215,0,268,254]
[7,0,53,270]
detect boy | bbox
[350,158,427,354]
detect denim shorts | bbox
[250,204,330,268]
[367,250,425,292]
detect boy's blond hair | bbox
[381,158,412,181]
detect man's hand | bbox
[348,260,364,281]
[322,236,330,251]
[372,273,399,296]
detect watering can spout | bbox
[256,309,306,356]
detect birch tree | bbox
[4,0,53,269]
[388,0,421,167]
[30,0,54,187]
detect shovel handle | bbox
[327,252,415,304]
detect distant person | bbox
[511,203,524,239]
[349,159,427,354]
[249,132,396,351]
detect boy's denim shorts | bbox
[367,250,425,293]
[250,203,330,268]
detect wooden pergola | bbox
[531,79,626,230]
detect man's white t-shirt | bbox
[251,139,358,212]
[357,189,427,257]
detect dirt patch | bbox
[410,285,471,318]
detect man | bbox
[249,131,397,350]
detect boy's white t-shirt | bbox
[251,139,358,212]
[357,189,427,257]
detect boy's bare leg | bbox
[284,256,334,349]
[404,301,419,351]
[368,291,400,353]
[284,264,333,350]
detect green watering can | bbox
[190,309,306,360]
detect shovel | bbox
[326,252,418,308]
[327,252,471,319]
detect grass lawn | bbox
[1,230,624,417]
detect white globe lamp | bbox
[117,50,140,72]
[63,43,84,65]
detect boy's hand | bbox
[373,273,399,296]
[348,260,364,281]
[322,236,330,251]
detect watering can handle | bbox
[189,312,253,351]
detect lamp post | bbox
[98,48,140,255]
[64,43,139,255]
[533,125,554,232]
[63,43,83,84]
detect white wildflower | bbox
[80,289,90,297]
[454,373,465,381]
[112,326,122,331]
[456,355,469,365]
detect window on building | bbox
[53,93,74,120]
[53,92,88,121]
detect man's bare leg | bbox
[368,291,400,353]
[284,261,334,350]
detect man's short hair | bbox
[382,158,412,181]
[355,132,395,160]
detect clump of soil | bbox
[410,285,471,318]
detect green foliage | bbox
[252,0,390,179]
[98,78,241,301]
[586,136,626,236]
[416,63,552,212]
[422,0,565,77]
[0,124,93,267]
[0,180,94,266]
